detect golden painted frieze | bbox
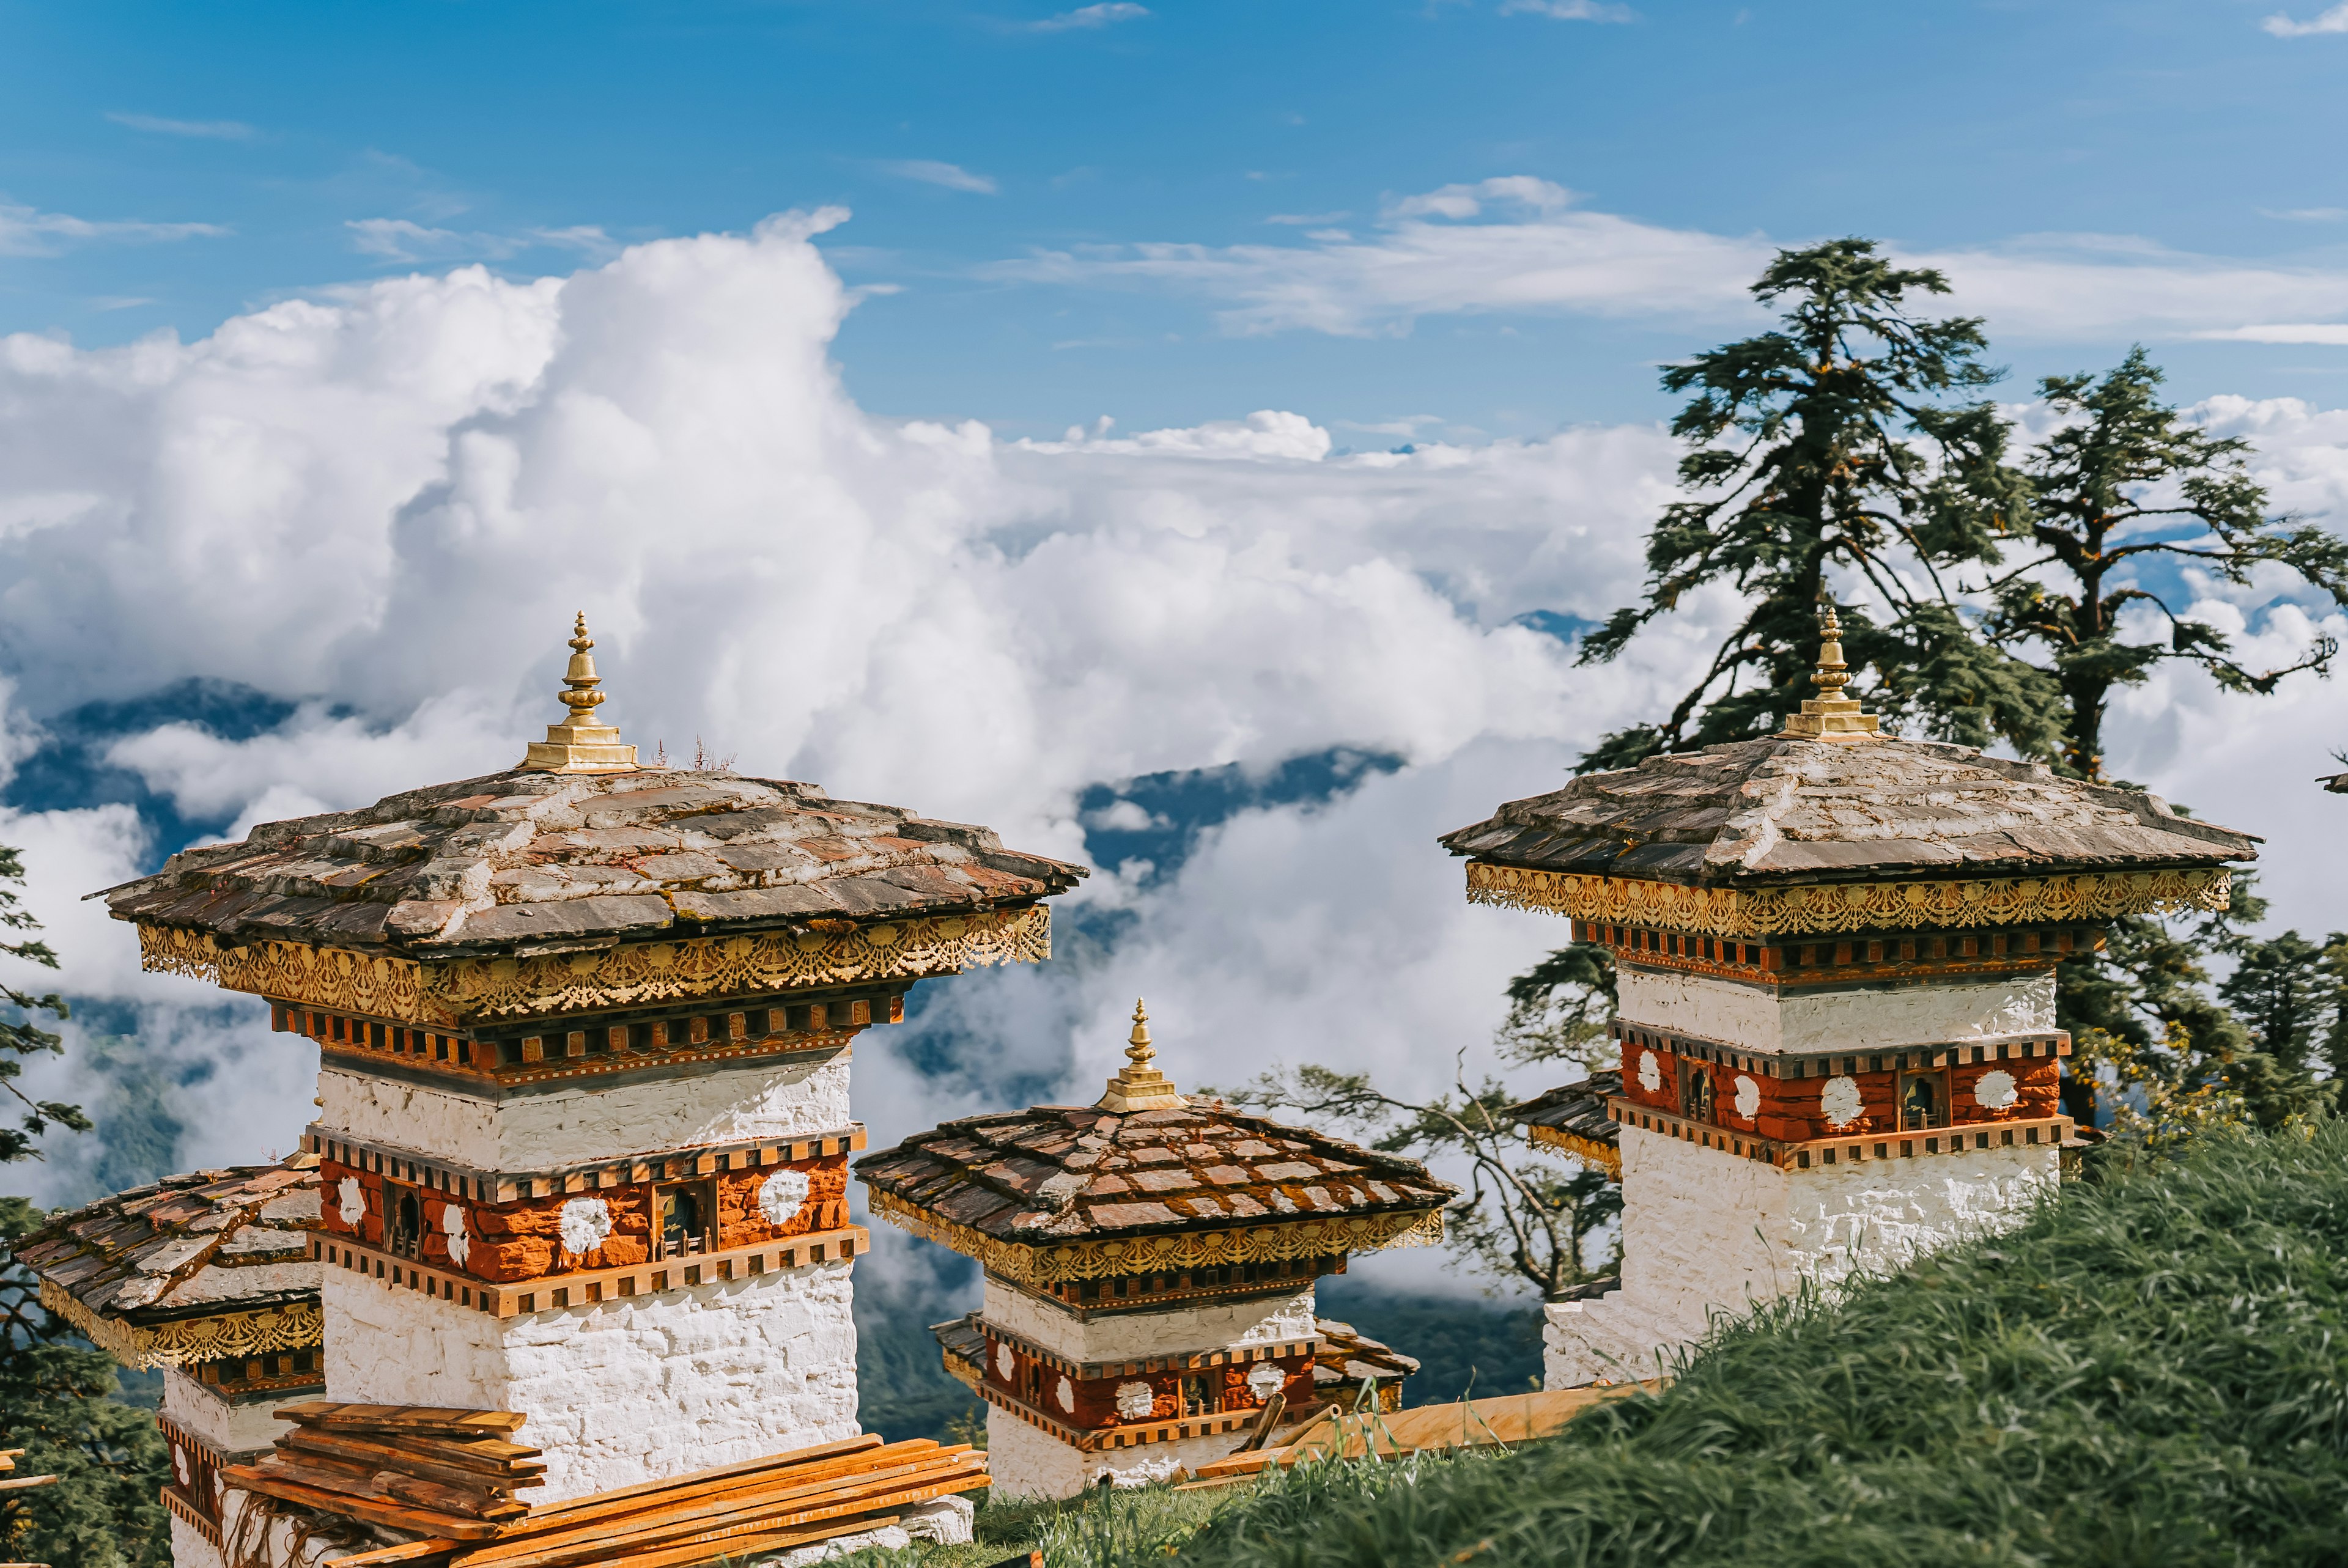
[1464,863,2231,937]
[866,1188,1442,1286]
[39,1281,323,1370]
[136,905,1053,1025]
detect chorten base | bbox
[322,1261,858,1500]
[1546,1124,2060,1389]
[985,1408,1245,1499]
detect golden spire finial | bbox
[1097,996,1186,1114]
[519,611,642,773]
[1779,597,1880,743]
[1125,998,1156,1069]
[559,613,607,725]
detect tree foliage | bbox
[0,842,168,1565]
[1208,1055,1621,1303]
[0,844,90,1162]
[1985,347,2348,780]
[0,1198,169,1568]
[1576,237,2059,771]
[2053,872,2336,1143]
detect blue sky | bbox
[8,1,2348,438]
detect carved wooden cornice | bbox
[1465,863,2229,938]
[39,1281,322,1371]
[865,1190,1443,1286]
[136,904,1052,1027]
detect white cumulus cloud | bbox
[1028,2,1150,29]
[992,178,2348,345]
[2263,4,2348,35]
[875,160,999,194]
[1501,0,1637,21]
[0,202,227,258]
[4,207,2347,1305]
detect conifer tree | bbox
[1986,347,2348,781]
[1578,238,2058,770]
[0,842,166,1567]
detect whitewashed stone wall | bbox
[315,1056,852,1169]
[1615,969,2056,1053]
[981,1281,1316,1364]
[322,1261,859,1500]
[985,1407,1239,1499]
[1546,1124,2059,1388]
[168,1512,228,1568]
[161,1367,298,1455]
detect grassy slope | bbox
[1074,1124,2348,1568]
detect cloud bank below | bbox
[4,210,2347,1292]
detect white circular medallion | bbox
[1974,1069,2019,1110]
[758,1168,811,1228]
[1115,1380,1154,1420]
[1247,1363,1284,1402]
[558,1197,613,1257]
[1820,1075,1863,1128]
[1733,1075,1760,1121]
[336,1176,365,1228]
[441,1204,470,1268]
[1055,1376,1076,1414]
[1638,1050,1661,1092]
[996,1341,1016,1382]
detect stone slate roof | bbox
[19,1157,320,1327]
[856,1102,1455,1245]
[1441,737,2258,888]
[102,769,1087,959]
[1313,1319,1420,1391]
[1508,1071,1621,1153]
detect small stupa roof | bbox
[856,1002,1455,1261]
[99,616,1086,958]
[1442,734,2256,888]
[19,1157,320,1364]
[1443,609,2256,889]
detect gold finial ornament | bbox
[519,613,643,773]
[1779,600,1881,743]
[1096,998,1186,1114]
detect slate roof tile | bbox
[20,1158,322,1328]
[102,768,1085,958]
[857,1097,1455,1249]
[1441,736,2257,888]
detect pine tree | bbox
[1986,347,2348,781]
[0,843,167,1566]
[1578,238,2059,770]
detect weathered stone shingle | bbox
[101,768,1087,957]
[1441,735,2258,888]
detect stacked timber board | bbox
[223,1404,541,1536]
[218,1413,987,1568]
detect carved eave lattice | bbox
[136,905,1052,1027]
[866,1188,1443,1286]
[40,1280,323,1371]
[1464,863,2231,938]
[1526,1124,1623,1180]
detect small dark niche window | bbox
[657,1183,712,1259]
[1900,1070,1946,1130]
[389,1189,423,1259]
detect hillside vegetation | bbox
[1043,1124,2348,1568]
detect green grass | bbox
[832,1484,1237,1567]
[1042,1124,2348,1568]
[854,1122,2348,1558]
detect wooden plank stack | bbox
[222,1403,544,1541]
[215,1415,990,1568]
